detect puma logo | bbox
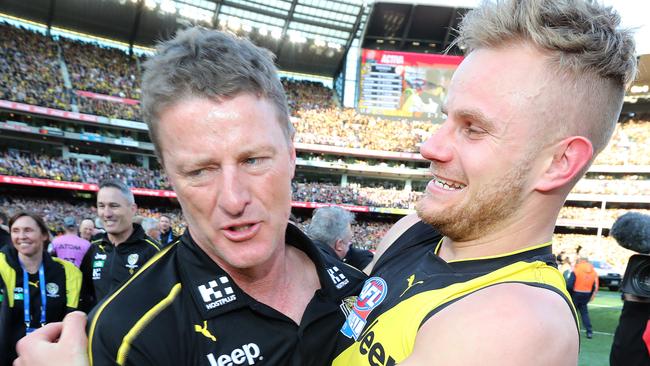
[28,281,39,288]
[195,320,217,342]
[400,274,424,297]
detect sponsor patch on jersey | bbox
[93,260,105,268]
[340,277,388,340]
[197,276,237,310]
[206,343,262,366]
[46,282,60,297]
[327,266,350,289]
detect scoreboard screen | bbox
[357,49,463,120]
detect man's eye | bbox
[464,125,487,136]
[245,157,267,166]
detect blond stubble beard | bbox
[416,160,531,242]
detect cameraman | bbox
[610,294,650,365]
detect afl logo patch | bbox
[127,253,139,265]
[340,277,388,340]
[46,283,59,297]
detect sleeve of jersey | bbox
[52,257,83,309]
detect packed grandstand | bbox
[0,19,646,271]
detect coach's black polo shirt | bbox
[87,224,366,366]
[80,223,160,312]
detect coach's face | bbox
[157,93,295,272]
[417,44,553,241]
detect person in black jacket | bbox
[79,179,161,312]
[0,211,11,250]
[610,293,650,366]
[158,214,178,246]
[0,212,82,364]
[306,206,355,262]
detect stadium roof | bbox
[0,0,368,77]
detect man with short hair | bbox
[78,219,95,242]
[158,214,177,246]
[141,217,161,244]
[332,1,637,365]
[78,179,161,312]
[51,217,91,268]
[15,28,365,366]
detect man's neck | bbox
[19,251,43,274]
[217,244,319,325]
[108,225,134,246]
[438,205,558,262]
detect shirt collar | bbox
[177,223,340,319]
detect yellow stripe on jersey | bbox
[88,242,177,366]
[52,257,83,308]
[0,253,16,307]
[116,283,182,365]
[144,239,161,251]
[332,260,576,366]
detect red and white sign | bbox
[75,90,140,105]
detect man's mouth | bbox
[432,175,466,191]
[230,224,253,232]
[221,222,261,242]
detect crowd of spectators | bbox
[292,181,420,209]
[0,150,170,190]
[3,149,650,215]
[553,233,635,271]
[558,207,650,224]
[293,108,439,152]
[4,23,650,166]
[60,37,142,99]
[0,23,69,109]
[282,78,335,111]
[0,195,185,235]
[594,120,650,166]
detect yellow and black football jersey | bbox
[333,221,578,366]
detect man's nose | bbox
[420,122,454,164]
[217,167,252,216]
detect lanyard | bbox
[19,261,46,333]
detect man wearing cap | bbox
[51,217,91,268]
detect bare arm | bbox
[400,283,579,366]
[363,214,421,275]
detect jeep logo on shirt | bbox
[206,343,262,366]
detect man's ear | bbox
[333,239,345,252]
[535,136,593,192]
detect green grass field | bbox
[578,290,623,366]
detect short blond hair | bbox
[455,0,637,155]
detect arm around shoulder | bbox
[402,283,579,366]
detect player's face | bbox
[11,216,48,258]
[159,216,171,231]
[158,94,296,273]
[79,219,95,240]
[97,187,136,237]
[417,45,548,241]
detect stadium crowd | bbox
[3,23,650,167]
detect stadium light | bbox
[327,42,342,51]
[271,28,282,39]
[160,0,176,14]
[144,0,157,10]
[242,23,252,32]
[258,26,268,36]
[228,18,241,31]
[314,38,326,47]
[289,31,307,44]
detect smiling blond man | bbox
[333,1,637,365]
